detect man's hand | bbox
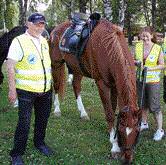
[8,89,17,104]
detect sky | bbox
[36,0,52,12]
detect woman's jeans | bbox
[10,89,52,157]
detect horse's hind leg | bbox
[53,93,61,117]
[96,80,120,158]
[72,74,90,120]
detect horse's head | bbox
[117,106,141,164]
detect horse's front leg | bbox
[73,74,90,120]
[96,80,120,158]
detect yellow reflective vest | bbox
[162,37,166,75]
[135,42,161,83]
[162,37,166,55]
[15,34,52,92]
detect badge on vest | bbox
[149,54,155,62]
[27,54,37,64]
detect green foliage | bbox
[4,1,19,30]
[0,0,5,29]
[45,0,69,26]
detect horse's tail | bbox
[49,27,66,101]
[51,58,66,101]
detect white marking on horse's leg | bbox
[67,74,73,85]
[126,127,133,136]
[110,128,121,153]
[77,95,90,120]
[53,94,61,117]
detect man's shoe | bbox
[11,155,24,165]
[36,145,54,156]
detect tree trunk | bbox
[102,0,113,21]
[142,0,151,26]
[0,0,5,30]
[61,0,74,19]
[151,0,156,29]
[125,8,132,45]
[50,0,56,24]
[118,0,127,29]
[79,0,88,13]
[18,0,28,25]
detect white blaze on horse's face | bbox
[126,127,133,136]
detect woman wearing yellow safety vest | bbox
[162,36,166,55]
[134,26,165,141]
[6,13,54,165]
[162,33,166,103]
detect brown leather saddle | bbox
[59,12,101,59]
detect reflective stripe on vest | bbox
[15,34,52,92]
[135,42,161,83]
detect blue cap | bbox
[28,13,46,23]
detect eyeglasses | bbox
[33,22,45,26]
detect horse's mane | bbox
[93,19,137,109]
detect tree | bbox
[18,0,28,25]
[151,0,156,29]
[78,0,88,13]
[0,0,5,30]
[102,0,113,21]
[4,0,19,30]
[125,0,142,45]
[118,0,126,29]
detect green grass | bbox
[0,66,166,165]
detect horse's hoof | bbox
[111,152,121,160]
[54,111,61,117]
[81,115,90,121]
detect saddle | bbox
[59,12,101,59]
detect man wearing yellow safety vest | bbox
[134,26,165,141]
[6,13,53,165]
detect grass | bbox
[0,65,166,165]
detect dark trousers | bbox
[163,76,166,104]
[10,89,52,157]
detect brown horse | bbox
[49,19,141,164]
